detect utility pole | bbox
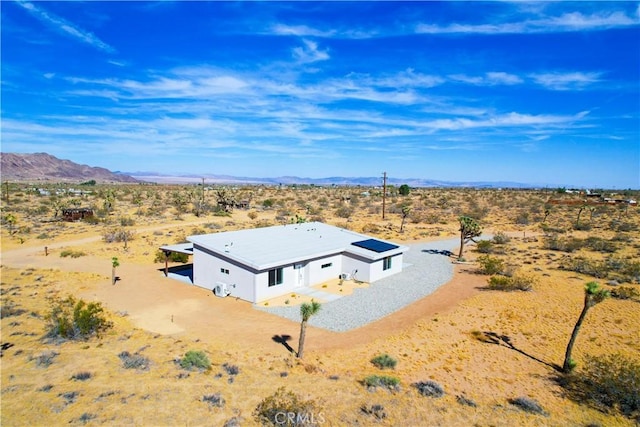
[382,172,387,220]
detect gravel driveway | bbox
[255,237,468,332]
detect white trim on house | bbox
[187,222,408,303]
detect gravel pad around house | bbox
[255,237,471,332]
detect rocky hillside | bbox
[0,153,138,183]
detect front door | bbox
[294,263,305,287]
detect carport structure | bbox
[158,243,193,277]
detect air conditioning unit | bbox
[340,273,352,280]
[214,282,230,297]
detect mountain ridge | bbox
[1,152,547,188]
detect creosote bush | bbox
[413,380,444,398]
[370,354,397,369]
[253,387,321,426]
[46,296,112,340]
[203,393,225,408]
[179,350,211,371]
[118,351,150,370]
[486,273,535,291]
[363,375,400,391]
[60,250,86,258]
[476,255,505,275]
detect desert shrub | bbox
[456,395,477,407]
[360,403,387,419]
[203,393,225,408]
[119,216,135,226]
[118,351,150,370]
[32,350,59,367]
[60,250,86,258]
[179,350,211,371]
[363,375,400,391]
[253,387,321,426]
[611,221,638,232]
[413,380,444,398]
[611,286,640,301]
[76,413,96,424]
[0,299,27,318]
[46,296,112,340]
[71,371,92,381]
[476,255,505,275]
[486,274,535,291]
[476,240,494,254]
[370,354,397,369]
[558,353,640,419]
[492,231,511,244]
[543,234,584,252]
[563,257,608,279]
[584,237,618,253]
[222,363,240,376]
[514,212,530,225]
[153,250,189,263]
[102,228,135,243]
[334,206,353,219]
[574,223,592,231]
[509,396,548,416]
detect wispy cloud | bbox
[15,0,115,53]
[416,10,639,35]
[529,71,603,90]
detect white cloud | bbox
[16,0,115,53]
[271,24,336,38]
[416,10,639,35]
[529,72,603,90]
[292,39,330,63]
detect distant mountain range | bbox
[1,152,538,188]
[125,171,536,188]
[1,153,138,183]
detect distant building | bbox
[62,208,94,222]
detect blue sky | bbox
[2,1,639,188]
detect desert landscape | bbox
[1,180,639,426]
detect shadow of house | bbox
[158,264,194,284]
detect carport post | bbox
[163,250,171,277]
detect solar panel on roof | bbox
[351,239,399,253]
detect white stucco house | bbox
[180,221,408,304]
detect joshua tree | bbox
[111,257,120,285]
[399,204,412,233]
[458,216,482,259]
[562,281,610,372]
[297,300,321,359]
[4,213,17,235]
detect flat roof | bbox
[187,221,408,271]
[159,243,194,255]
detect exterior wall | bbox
[192,246,256,302]
[342,254,372,282]
[250,253,349,303]
[306,254,343,285]
[369,253,404,283]
[254,265,298,302]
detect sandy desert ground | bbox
[1,183,639,426]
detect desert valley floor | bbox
[1,185,639,426]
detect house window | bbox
[220,268,229,275]
[383,256,392,271]
[321,262,332,269]
[268,268,283,287]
